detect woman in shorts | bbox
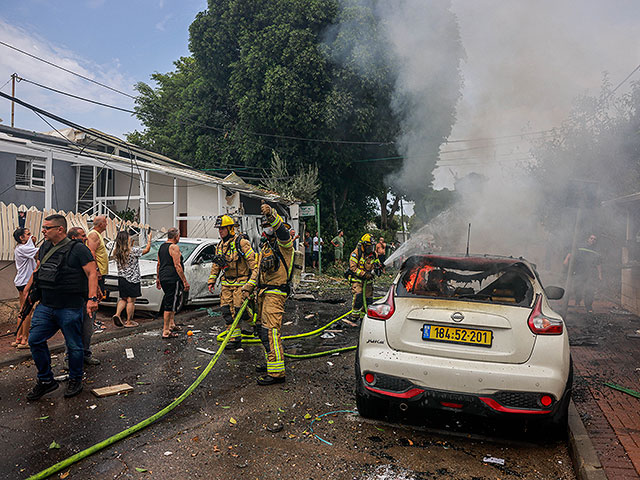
[112,230,151,327]
[13,227,38,348]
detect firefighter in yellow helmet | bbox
[207,215,257,349]
[242,202,294,385]
[348,233,380,321]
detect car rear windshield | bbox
[396,256,534,307]
[141,241,199,262]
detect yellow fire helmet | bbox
[360,233,373,244]
[215,215,236,236]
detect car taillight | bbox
[367,287,395,320]
[528,294,563,335]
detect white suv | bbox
[356,254,572,434]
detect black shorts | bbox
[118,277,142,299]
[16,284,26,293]
[160,279,184,312]
[378,254,386,265]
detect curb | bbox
[568,400,607,480]
[0,308,208,369]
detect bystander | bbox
[12,227,38,349]
[25,215,99,400]
[156,228,190,338]
[112,230,152,328]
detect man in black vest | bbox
[25,214,99,400]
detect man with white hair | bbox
[86,215,108,361]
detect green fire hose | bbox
[26,299,250,480]
[27,278,383,478]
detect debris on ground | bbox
[483,456,505,465]
[196,347,216,355]
[125,348,134,359]
[91,383,134,397]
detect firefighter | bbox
[348,233,380,321]
[242,202,294,385]
[207,215,257,349]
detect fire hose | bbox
[26,299,250,480]
[26,280,380,478]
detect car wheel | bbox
[355,351,389,420]
[176,290,188,313]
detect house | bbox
[0,124,300,244]
[605,192,640,316]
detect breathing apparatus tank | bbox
[290,250,304,293]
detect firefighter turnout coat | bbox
[244,211,294,378]
[207,234,257,340]
[349,244,379,314]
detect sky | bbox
[0,0,206,138]
[0,0,639,192]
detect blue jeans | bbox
[29,304,84,382]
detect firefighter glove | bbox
[260,202,272,217]
[364,271,374,281]
[241,288,252,300]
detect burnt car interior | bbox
[397,255,534,307]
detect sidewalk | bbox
[0,307,211,369]
[566,298,640,480]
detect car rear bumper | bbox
[360,371,569,418]
[359,319,570,402]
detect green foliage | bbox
[412,187,456,228]
[127,0,464,239]
[116,207,137,222]
[260,151,320,202]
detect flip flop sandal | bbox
[17,343,30,349]
[170,325,182,332]
[162,332,179,339]
[123,321,139,328]
[112,315,123,327]
[10,341,18,347]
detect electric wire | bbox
[16,75,135,113]
[0,40,136,99]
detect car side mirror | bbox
[545,286,564,300]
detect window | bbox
[15,156,46,190]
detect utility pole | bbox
[316,197,321,275]
[11,73,17,127]
[400,198,406,242]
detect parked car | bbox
[102,237,221,313]
[356,254,572,434]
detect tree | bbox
[128,0,464,241]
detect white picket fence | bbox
[0,202,149,261]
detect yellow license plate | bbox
[422,324,492,347]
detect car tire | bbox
[355,351,389,420]
[176,290,188,313]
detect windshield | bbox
[396,256,534,307]
[141,241,199,262]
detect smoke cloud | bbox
[331,0,639,276]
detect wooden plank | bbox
[91,383,134,398]
[0,202,8,261]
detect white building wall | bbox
[186,182,220,238]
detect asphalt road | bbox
[0,291,576,480]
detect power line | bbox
[17,71,560,149]
[0,90,288,191]
[19,72,394,146]
[16,75,135,113]
[0,40,136,99]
